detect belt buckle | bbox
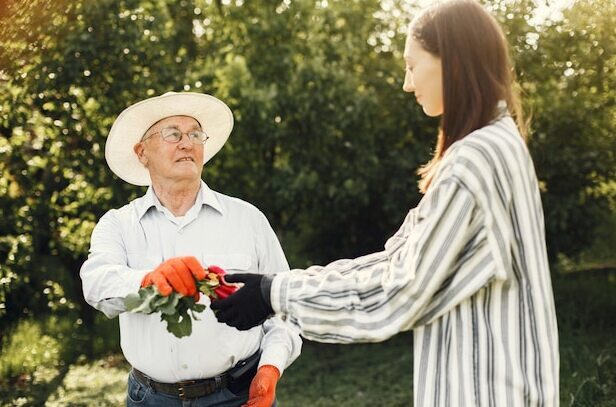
[177,380,197,400]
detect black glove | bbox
[211,273,274,330]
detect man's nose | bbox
[177,133,194,149]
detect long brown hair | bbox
[410,0,527,193]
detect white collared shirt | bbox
[80,181,301,382]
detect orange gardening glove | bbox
[243,365,280,407]
[141,256,206,299]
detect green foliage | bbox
[0,319,61,383]
[45,355,128,407]
[277,334,414,406]
[202,0,431,264]
[553,271,616,406]
[0,313,93,404]
[521,0,616,260]
[0,0,426,326]
[123,277,225,337]
[0,313,121,405]
[0,0,614,347]
[559,335,616,406]
[3,269,615,406]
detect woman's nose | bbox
[402,70,415,93]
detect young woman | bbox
[212,1,559,405]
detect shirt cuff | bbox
[270,273,291,315]
[260,274,274,310]
[258,348,289,377]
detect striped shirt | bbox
[270,115,559,406]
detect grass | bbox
[559,332,615,406]
[1,270,615,406]
[0,318,62,381]
[45,355,127,407]
[553,270,616,406]
[0,313,120,406]
[277,333,413,406]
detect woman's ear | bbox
[134,142,148,167]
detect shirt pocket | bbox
[201,253,254,275]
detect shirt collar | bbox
[135,180,224,219]
[198,180,224,215]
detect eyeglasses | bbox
[141,127,210,145]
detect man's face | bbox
[134,115,205,184]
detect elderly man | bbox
[80,92,301,406]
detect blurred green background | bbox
[1,0,615,405]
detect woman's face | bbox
[403,34,443,117]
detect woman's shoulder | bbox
[461,115,523,153]
[447,116,529,174]
[436,116,532,200]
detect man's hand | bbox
[210,273,273,330]
[141,256,206,299]
[243,365,280,407]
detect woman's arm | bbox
[271,179,498,343]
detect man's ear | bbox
[134,142,148,167]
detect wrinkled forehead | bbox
[146,115,202,133]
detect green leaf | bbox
[124,279,213,338]
[131,287,160,314]
[158,293,181,315]
[161,310,179,324]
[162,307,193,338]
[152,294,172,308]
[123,293,143,311]
[190,303,207,321]
[123,286,160,314]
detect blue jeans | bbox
[126,370,277,407]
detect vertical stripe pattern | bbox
[270,115,559,406]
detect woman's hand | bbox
[210,273,274,330]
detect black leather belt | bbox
[131,351,260,400]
